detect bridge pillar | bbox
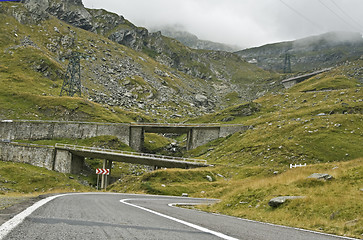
[54,149,84,174]
[129,126,144,152]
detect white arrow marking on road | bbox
[120,198,238,240]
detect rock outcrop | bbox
[268,196,305,207]
[2,0,279,118]
[307,173,334,181]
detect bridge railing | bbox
[55,143,208,165]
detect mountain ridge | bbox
[236,31,363,73]
[150,26,241,52]
[0,0,279,122]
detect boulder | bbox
[268,196,305,207]
[195,94,208,103]
[307,173,333,180]
[206,175,213,182]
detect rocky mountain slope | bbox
[0,0,279,121]
[110,60,363,238]
[151,26,241,52]
[236,31,363,73]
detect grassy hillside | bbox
[0,161,91,195]
[187,60,362,166]
[0,4,149,122]
[0,1,278,122]
[0,2,362,237]
[108,62,363,238]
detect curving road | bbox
[0,193,357,240]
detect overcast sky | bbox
[82,0,363,49]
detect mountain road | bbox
[0,193,357,240]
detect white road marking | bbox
[1,193,357,240]
[0,192,94,239]
[120,198,239,240]
[0,194,60,239]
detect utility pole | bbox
[283,53,291,73]
[60,51,90,97]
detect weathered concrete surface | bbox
[129,126,144,152]
[0,142,54,170]
[187,127,220,150]
[54,149,85,174]
[0,120,130,145]
[130,123,251,151]
[219,125,251,138]
[53,149,72,173]
[0,142,85,174]
[55,144,210,169]
[1,120,251,152]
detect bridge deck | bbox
[281,68,332,84]
[55,144,211,169]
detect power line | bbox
[318,0,360,32]
[279,0,323,30]
[329,0,363,31]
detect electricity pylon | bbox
[60,51,90,97]
[283,53,291,73]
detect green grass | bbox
[108,62,363,238]
[291,74,359,92]
[109,158,363,238]
[143,133,173,153]
[0,161,91,194]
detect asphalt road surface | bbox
[0,193,357,240]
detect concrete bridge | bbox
[129,122,250,151]
[0,120,250,151]
[55,143,210,170]
[0,142,210,188]
[281,68,332,89]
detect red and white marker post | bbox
[96,168,110,190]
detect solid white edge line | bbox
[0,194,60,239]
[1,193,358,240]
[0,192,96,239]
[0,193,213,240]
[167,204,359,240]
[120,198,238,240]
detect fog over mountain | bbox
[83,0,363,49]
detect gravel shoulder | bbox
[0,194,53,225]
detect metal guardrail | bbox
[55,143,208,165]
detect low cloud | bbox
[83,0,363,48]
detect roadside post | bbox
[96,168,110,190]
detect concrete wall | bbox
[219,125,251,138]
[0,120,130,145]
[188,127,220,150]
[129,126,144,152]
[282,80,297,89]
[0,142,55,170]
[53,149,85,174]
[0,142,85,174]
